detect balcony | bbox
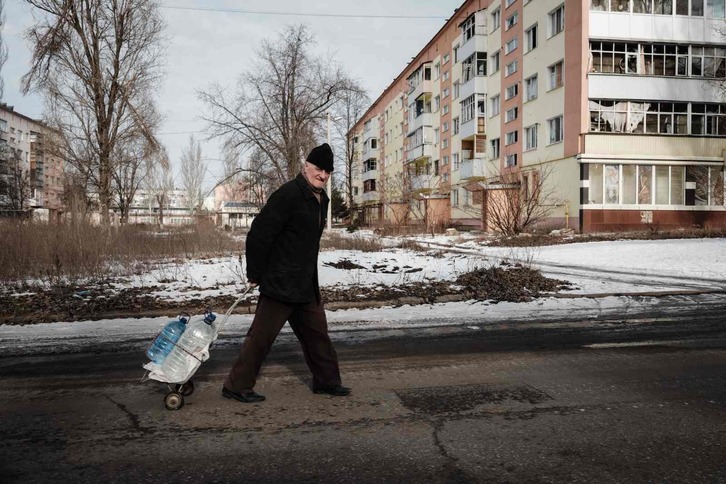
[406,143,434,162]
[459,157,485,180]
[458,31,487,63]
[410,174,432,192]
[408,112,433,135]
[361,169,377,182]
[459,75,486,102]
[408,79,433,105]
[362,191,379,203]
[459,116,486,141]
[362,139,378,160]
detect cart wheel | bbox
[164,392,184,411]
[176,380,194,396]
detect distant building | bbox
[0,104,65,222]
[348,0,726,233]
[124,189,195,226]
[212,180,263,229]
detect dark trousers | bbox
[224,294,342,393]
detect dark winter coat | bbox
[245,173,328,304]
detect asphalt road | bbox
[1,312,725,483]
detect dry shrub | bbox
[0,220,239,286]
[320,232,384,252]
[456,263,573,302]
[396,239,428,252]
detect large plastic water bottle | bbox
[160,312,217,382]
[146,315,189,364]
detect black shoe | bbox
[222,387,265,403]
[313,384,351,396]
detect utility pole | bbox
[326,111,333,230]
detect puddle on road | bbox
[396,383,551,415]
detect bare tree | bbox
[21,0,166,226]
[484,163,563,236]
[180,135,206,213]
[0,143,31,214]
[200,24,355,188]
[0,0,7,100]
[332,82,370,209]
[62,169,93,226]
[144,146,172,225]
[112,100,162,223]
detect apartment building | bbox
[0,104,65,222]
[348,0,726,232]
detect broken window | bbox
[686,165,710,205]
[605,165,620,204]
[589,164,604,204]
[710,167,725,205]
[638,165,653,204]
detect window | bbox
[443,53,450,64]
[490,94,500,116]
[589,100,725,136]
[505,106,519,122]
[442,155,450,166]
[442,138,449,149]
[525,74,538,101]
[524,124,538,150]
[506,130,518,145]
[443,70,450,81]
[506,12,519,30]
[525,24,538,52]
[491,8,501,32]
[453,81,460,99]
[505,153,518,167]
[506,0,517,7]
[505,83,519,100]
[363,179,377,193]
[549,5,565,37]
[453,116,460,134]
[506,60,518,76]
[452,189,459,206]
[548,61,564,89]
[462,94,476,123]
[453,44,460,63]
[491,138,501,158]
[462,14,477,42]
[505,37,518,55]
[443,87,450,98]
[443,121,450,132]
[491,52,501,74]
[453,153,460,170]
[434,63,440,80]
[363,159,377,172]
[443,104,449,115]
[548,115,564,143]
[434,95,440,112]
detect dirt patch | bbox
[0,263,573,325]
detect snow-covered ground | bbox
[1,234,724,354]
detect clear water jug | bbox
[146,315,189,364]
[159,312,216,382]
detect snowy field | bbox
[1,234,724,354]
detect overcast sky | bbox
[2,0,462,191]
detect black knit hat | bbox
[306,143,334,172]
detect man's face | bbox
[304,162,331,190]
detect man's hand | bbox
[247,281,259,289]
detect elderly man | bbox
[222,143,350,403]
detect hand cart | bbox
[142,286,254,410]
